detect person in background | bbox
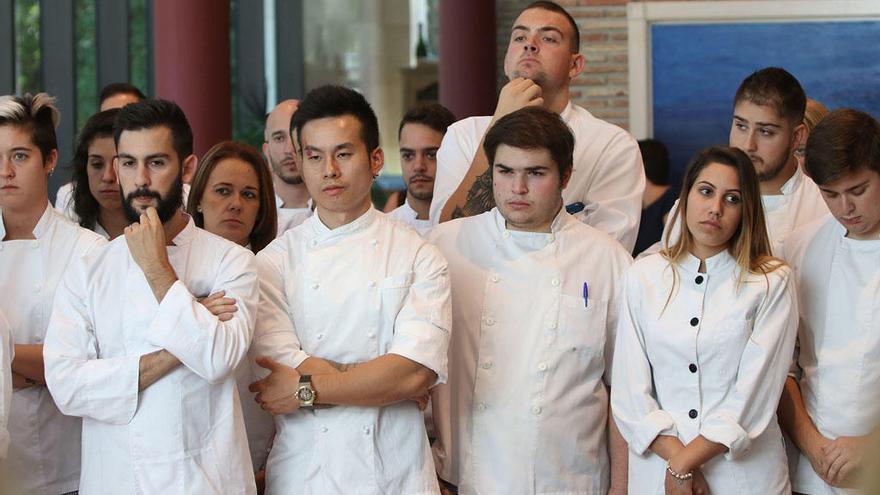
[795,98,830,172]
[430,107,631,495]
[186,140,277,492]
[55,83,147,216]
[0,92,106,495]
[387,103,456,236]
[430,0,645,251]
[263,99,312,235]
[66,109,128,239]
[633,139,678,256]
[612,146,797,494]
[779,109,880,495]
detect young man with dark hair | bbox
[388,103,456,235]
[652,67,828,257]
[431,0,645,251]
[44,99,259,494]
[779,108,880,494]
[429,107,631,494]
[250,84,451,494]
[0,92,105,495]
[264,99,313,235]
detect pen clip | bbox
[582,282,589,308]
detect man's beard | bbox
[754,154,789,182]
[121,175,184,224]
[271,156,303,185]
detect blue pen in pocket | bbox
[582,282,589,308]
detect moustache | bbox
[126,187,162,202]
[408,174,433,183]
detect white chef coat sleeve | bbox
[44,257,141,424]
[699,265,798,460]
[251,244,309,376]
[602,246,634,386]
[0,312,12,460]
[387,243,451,385]
[146,247,259,384]
[581,131,645,252]
[611,268,678,455]
[429,121,474,225]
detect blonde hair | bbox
[0,92,60,163]
[661,146,783,309]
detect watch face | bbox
[297,387,314,402]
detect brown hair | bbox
[733,67,806,126]
[805,108,880,186]
[523,1,580,54]
[483,106,574,179]
[186,141,278,253]
[662,146,782,304]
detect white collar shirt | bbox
[650,168,828,260]
[43,218,259,495]
[428,208,632,494]
[275,194,313,236]
[429,101,645,251]
[611,252,797,495]
[782,216,880,495]
[253,207,451,494]
[0,205,105,494]
[0,312,12,461]
[387,199,432,236]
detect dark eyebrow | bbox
[494,163,512,171]
[10,146,34,152]
[271,130,287,139]
[820,179,870,195]
[512,25,564,38]
[145,153,171,161]
[733,115,782,129]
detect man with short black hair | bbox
[388,103,456,235]
[653,67,828,257]
[431,0,645,251]
[779,108,880,494]
[430,106,631,494]
[251,85,451,494]
[99,82,146,111]
[44,99,259,494]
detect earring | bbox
[197,205,203,213]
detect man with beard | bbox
[264,99,312,235]
[651,67,828,257]
[388,103,456,236]
[43,99,260,494]
[430,0,645,252]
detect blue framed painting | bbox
[651,20,880,187]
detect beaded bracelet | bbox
[666,464,694,485]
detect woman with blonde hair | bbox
[611,145,798,494]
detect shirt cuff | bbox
[629,410,678,456]
[387,329,448,386]
[87,354,141,424]
[146,280,196,352]
[700,413,750,460]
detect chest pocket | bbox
[702,319,752,379]
[380,272,414,322]
[555,295,607,357]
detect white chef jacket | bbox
[253,207,451,494]
[387,199,432,236]
[429,101,645,251]
[275,194,313,236]
[0,311,12,461]
[428,208,632,494]
[53,181,74,217]
[43,218,259,495]
[648,168,828,259]
[611,251,797,494]
[0,205,105,495]
[782,216,880,495]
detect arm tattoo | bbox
[327,360,359,372]
[453,166,494,219]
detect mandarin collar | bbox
[779,167,805,196]
[309,206,378,241]
[679,249,736,274]
[168,215,197,246]
[0,202,55,240]
[491,206,569,250]
[559,100,575,122]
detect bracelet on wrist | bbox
[666,463,694,484]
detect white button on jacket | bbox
[43,219,259,494]
[429,208,632,494]
[0,206,105,495]
[611,251,798,495]
[253,208,451,494]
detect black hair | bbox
[639,139,671,185]
[99,82,146,105]
[71,109,119,230]
[398,103,456,139]
[734,67,806,125]
[290,85,380,152]
[113,99,193,161]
